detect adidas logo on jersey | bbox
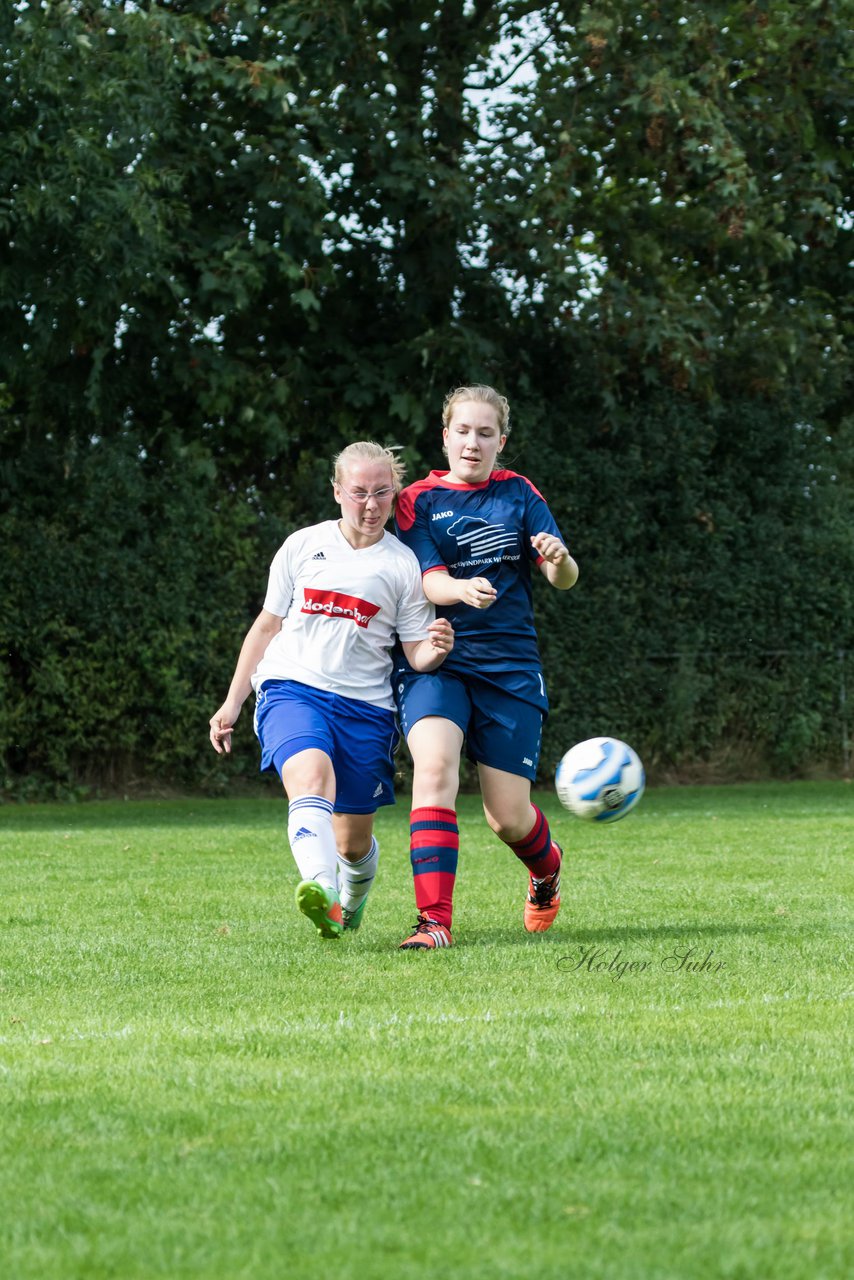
[312,552,326,560]
[292,826,315,840]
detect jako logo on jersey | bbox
[432,509,454,521]
[301,588,381,628]
[447,515,518,558]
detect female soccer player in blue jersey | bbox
[393,386,579,949]
[209,442,454,941]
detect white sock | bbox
[338,837,379,914]
[287,795,339,892]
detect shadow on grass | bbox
[458,920,785,948]
[354,920,785,957]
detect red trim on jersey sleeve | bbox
[491,468,547,500]
[397,468,548,532]
[395,471,451,531]
[423,564,448,575]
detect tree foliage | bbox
[1,0,851,794]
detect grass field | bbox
[1,781,851,1279]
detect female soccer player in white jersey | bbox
[393,386,579,949]
[209,442,454,940]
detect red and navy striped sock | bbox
[505,805,560,879]
[410,806,459,930]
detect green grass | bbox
[1,782,851,1279]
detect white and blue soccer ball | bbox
[555,737,645,823]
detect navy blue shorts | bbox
[254,680,399,813]
[394,667,548,781]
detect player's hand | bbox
[460,576,497,609]
[426,618,454,654]
[531,532,569,566]
[209,702,240,754]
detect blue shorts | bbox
[254,680,399,814]
[394,668,547,781]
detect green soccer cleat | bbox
[341,898,367,932]
[295,880,344,939]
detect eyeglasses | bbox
[338,485,396,504]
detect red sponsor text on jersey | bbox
[301,588,381,629]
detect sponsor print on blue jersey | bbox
[395,469,567,677]
[446,514,519,562]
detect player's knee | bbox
[413,755,458,797]
[483,805,528,843]
[283,769,333,799]
[483,809,507,838]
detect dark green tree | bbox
[1,1,851,793]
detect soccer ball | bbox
[555,737,645,823]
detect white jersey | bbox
[251,520,434,710]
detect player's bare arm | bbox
[401,618,455,672]
[422,569,497,610]
[532,533,579,590]
[209,608,283,753]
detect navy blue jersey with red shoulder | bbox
[394,468,567,676]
